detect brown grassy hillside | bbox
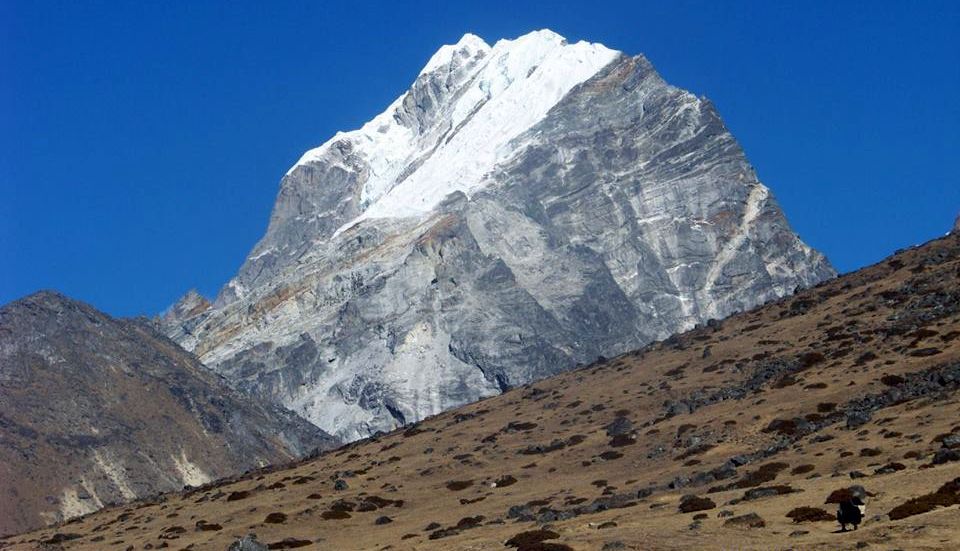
[4,233,960,550]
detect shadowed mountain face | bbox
[0,292,339,536]
[11,233,959,550]
[161,30,834,441]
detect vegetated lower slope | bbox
[0,292,339,537]
[6,233,959,550]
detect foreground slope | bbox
[162,30,833,441]
[12,233,959,550]
[0,292,339,536]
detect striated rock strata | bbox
[162,30,834,441]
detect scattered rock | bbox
[723,512,766,529]
[932,448,960,465]
[228,534,269,551]
[742,485,798,500]
[875,462,906,475]
[605,417,634,436]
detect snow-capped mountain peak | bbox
[164,31,834,441]
[289,29,619,233]
[419,32,490,76]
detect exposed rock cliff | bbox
[162,30,834,441]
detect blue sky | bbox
[2,1,958,317]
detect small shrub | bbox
[446,480,473,491]
[679,495,716,513]
[888,478,960,520]
[881,374,906,386]
[798,352,826,368]
[763,419,799,436]
[494,475,518,488]
[505,529,560,548]
[263,512,288,525]
[735,462,790,489]
[786,506,834,523]
[609,434,636,447]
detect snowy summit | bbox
[291,30,620,231]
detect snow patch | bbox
[419,33,491,76]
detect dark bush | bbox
[678,495,716,513]
[735,462,790,489]
[505,529,560,548]
[798,352,826,368]
[881,374,906,386]
[763,419,799,436]
[888,478,960,520]
[786,506,834,523]
[446,480,473,491]
[495,475,518,488]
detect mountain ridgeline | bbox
[0,292,339,536]
[160,30,834,441]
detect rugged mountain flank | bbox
[161,30,834,441]
[14,232,959,550]
[0,291,339,536]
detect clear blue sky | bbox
[2,1,958,317]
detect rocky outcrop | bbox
[161,30,834,441]
[0,291,338,535]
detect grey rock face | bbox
[228,534,269,551]
[162,31,834,442]
[0,291,338,535]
